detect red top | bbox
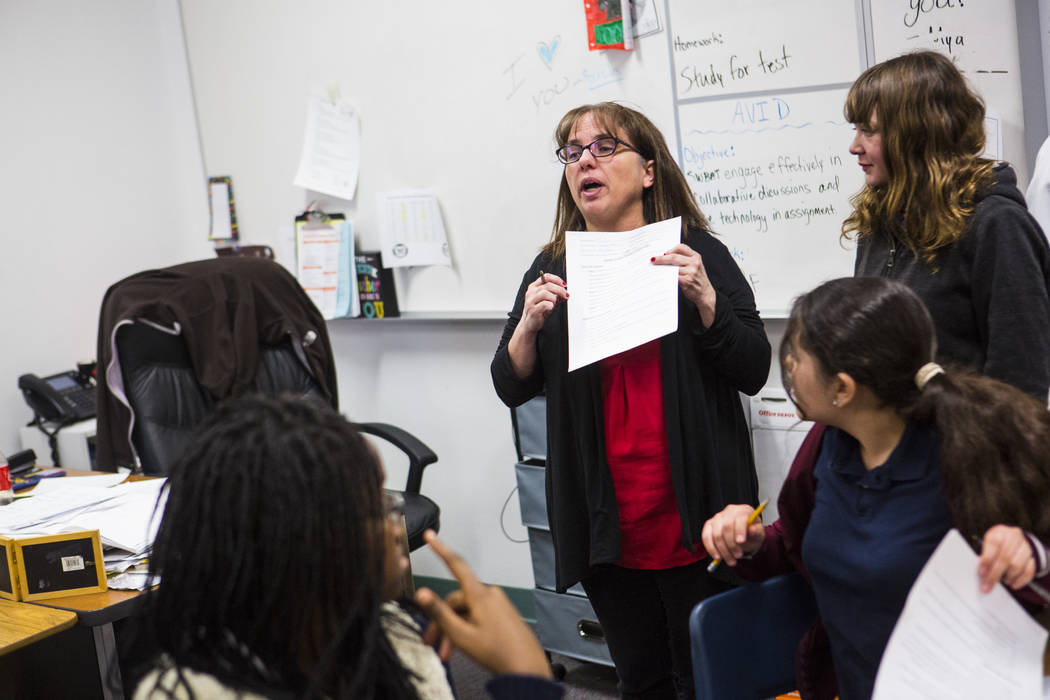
[600,339,705,569]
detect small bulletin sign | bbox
[585,0,634,51]
[0,530,107,602]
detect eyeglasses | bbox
[555,136,637,164]
[382,490,405,521]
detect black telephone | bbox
[19,369,97,423]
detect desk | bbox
[32,588,146,700]
[0,598,76,655]
[0,469,152,700]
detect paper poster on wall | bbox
[293,91,361,201]
[630,0,660,38]
[585,0,634,51]
[676,88,860,313]
[984,113,1003,161]
[667,0,860,99]
[376,190,452,268]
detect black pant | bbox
[580,560,732,700]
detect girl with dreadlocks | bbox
[133,395,561,700]
[701,277,1050,700]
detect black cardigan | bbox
[492,226,771,590]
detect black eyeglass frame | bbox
[555,136,638,165]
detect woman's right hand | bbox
[507,272,568,379]
[519,272,568,335]
[701,504,766,566]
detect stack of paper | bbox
[1,476,167,590]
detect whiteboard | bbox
[180,0,675,314]
[667,0,862,97]
[179,0,1030,316]
[870,0,1027,181]
[665,0,865,312]
[675,89,860,312]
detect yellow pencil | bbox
[707,498,769,573]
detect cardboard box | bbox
[750,388,814,523]
[0,530,107,602]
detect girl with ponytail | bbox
[701,276,1050,700]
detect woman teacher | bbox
[492,102,770,699]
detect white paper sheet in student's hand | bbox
[565,217,680,372]
[872,529,1048,700]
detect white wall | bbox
[330,320,539,587]
[352,317,788,588]
[0,1,212,458]
[0,0,791,591]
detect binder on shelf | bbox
[294,204,358,320]
[355,251,399,318]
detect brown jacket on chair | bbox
[94,257,336,471]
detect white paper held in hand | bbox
[872,529,1047,700]
[565,217,681,372]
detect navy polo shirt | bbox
[802,425,953,700]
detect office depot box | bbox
[751,388,814,523]
[0,530,107,602]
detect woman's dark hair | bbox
[782,277,1050,542]
[841,50,995,261]
[139,395,419,699]
[544,101,710,259]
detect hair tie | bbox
[915,362,944,391]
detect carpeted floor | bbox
[448,651,620,699]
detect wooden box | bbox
[0,530,107,602]
[0,535,18,601]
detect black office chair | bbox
[95,258,440,550]
[689,573,818,700]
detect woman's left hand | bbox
[652,243,716,327]
[977,525,1036,593]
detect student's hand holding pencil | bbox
[701,501,768,569]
